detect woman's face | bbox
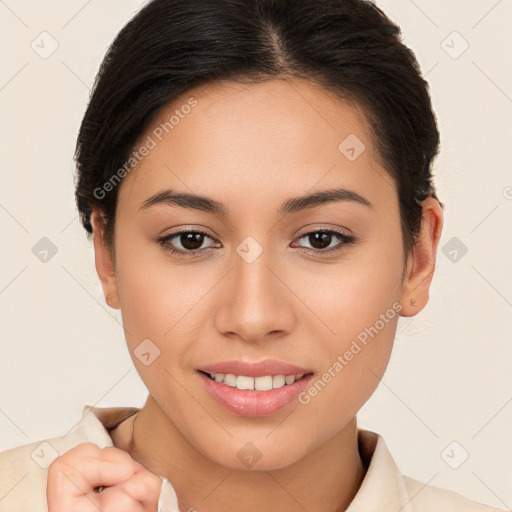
[95,78,427,469]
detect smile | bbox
[197,370,314,418]
[204,372,305,390]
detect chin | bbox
[203,438,309,472]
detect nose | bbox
[214,243,295,343]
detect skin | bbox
[91,77,443,512]
[46,443,162,511]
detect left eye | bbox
[292,230,356,253]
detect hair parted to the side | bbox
[74,0,443,260]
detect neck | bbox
[125,396,365,512]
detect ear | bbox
[90,210,120,309]
[399,196,444,317]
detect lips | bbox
[199,359,312,377]
[197,359,314,417]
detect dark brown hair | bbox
[74,0,442,259]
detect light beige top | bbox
[0,404,504,511]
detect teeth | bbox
[223,373,237,387]
[237,375,254,390]
[272,375,285,388]
[206,372,305,390]
[255,375,273,391]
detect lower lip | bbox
[198,371,314,418]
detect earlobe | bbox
[90,210,120,309]
[399,197,443,317]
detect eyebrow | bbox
[138,187,373,216]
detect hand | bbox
[46,442,162,511]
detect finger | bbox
[49,454,138,494]
[87,445,152,482]
[119,468,163,507]
[46,464,103,512]
[47,443,144,509]
[60,443,141,469]
[98,485,147,512]
[47,469,154,512]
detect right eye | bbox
[158,230,221,256]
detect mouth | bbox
[199,370,310,390]
[197,368,315,418]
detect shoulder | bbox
[403,475,504,511]
[0,405,119,511]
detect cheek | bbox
[113,238,219,371]
[296,235,403,345]
[293,233,403,417]
[114,260,197,405]
[296,305,399,437]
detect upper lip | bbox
[199,359,313,377]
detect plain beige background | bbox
[1,0,511,508]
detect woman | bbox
[0,0,504,510]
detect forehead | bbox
[117,78,397,213]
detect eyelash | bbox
[157,229,357,257]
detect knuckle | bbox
[101,445,137,465]
[101,446,138,467]
[58,442,99,462]
[72,442,101,456]
[47,442,99,473]
[47,456,67,476]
